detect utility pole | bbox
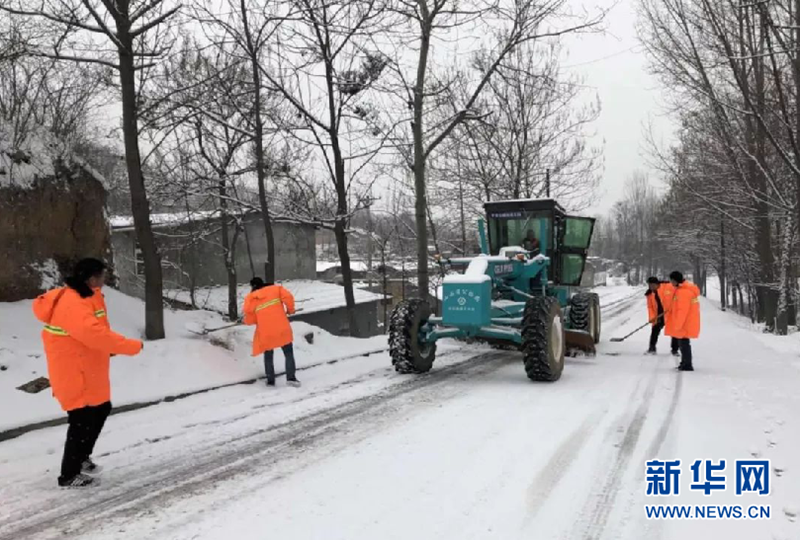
[720,218,727,310]
[458,176,467,254]
[366,189,374,289]
[545,169,551,198]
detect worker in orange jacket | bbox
[645,276,678,356]
[244,277,300,387]
[665,271,701,371]
[32,258,143,488]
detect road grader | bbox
[388,198,600,382]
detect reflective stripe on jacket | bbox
[243,285,295,355]
[32,287,142,411]
[647,283,675,325]
[665,281,701,339]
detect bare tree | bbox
[430,40,601,242]
[0,0,181,339]
[639,0,800,332]
[0,15,106,151]
[141,41,256,320]
[382,0,604,299]
[192,0,289,284]
[251,0,393,336]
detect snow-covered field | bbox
[166,279,384,316]
[0,289,386,432]
[1,285,799,540]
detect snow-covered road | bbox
[1,287,798,540]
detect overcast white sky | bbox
[92,0,674,218]
[562,0,675,216]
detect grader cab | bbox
[388,198,600,382]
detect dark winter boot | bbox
[645,349,657,356]
[82,458,102,475]
[58,473,97,488]
[678,364,694,372]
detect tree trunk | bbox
[737,283,745,316]
[242,212,256,278]
[366,197,373,289]
[720,219,727,309]
[228,223,241,321]
[381,246,388,330]
[253,89,275,283]
[413,23,432,302]
[219,179,238,321]
[183,196,198,308]
[334,219,359,336]
[240,1,275,283]
[755,21,777,329]
[321,46,359,337]
[459,177,467,254]
[795,0,800,301]
[776,217,793,335]
[117,35,164,340]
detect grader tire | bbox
[588,292,601,343]
[568,292,601,344]
[522,296,565,382]
[388,299,437,374]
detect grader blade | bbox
[565,329,596,355]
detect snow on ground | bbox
[0,288,386,432]
[316,260,371,273]
[1,285,799,540]
[109,210,219,229]
[705,276,800,372]
[166,279,384,316]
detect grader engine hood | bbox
[441,275,492,328]
[441,255,549,330]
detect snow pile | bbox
[109,210,221,229]
[316,260,371,273]
[0,124,108,190]
[167,279,384,316]
[0,288,387,431]
[0,126,58,189]
[443,257,491,284]
[499,246,526,257]
[27,259,61,291]
[465,257,489,276]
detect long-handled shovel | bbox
[609,312,664,343]
[186,308,305,336]
[185,321,241,336]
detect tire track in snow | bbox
[644,371,683,461]
[574,360,659,540]
[511,290,642,525]
[524,412,603,523]
[0,350,515,540]
[631,365,682,540]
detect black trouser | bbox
[678,338,693,367]
[60,401,111,481]
[648,322,679,353]
[263,343,296,383]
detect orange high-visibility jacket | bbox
[243,285,295,355]
[647,283,675,325]
[665,281,701,339]
[32,287,143,412]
